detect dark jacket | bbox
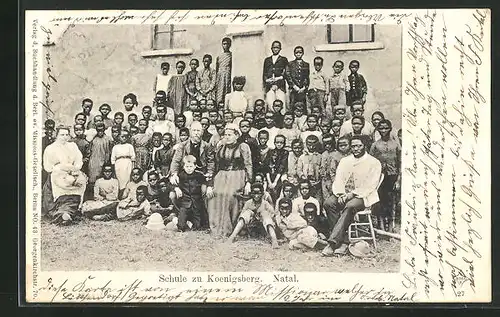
[170,139,215,178]
[262,55,289,92]
[286,60,310,90]
[176,170,206,209]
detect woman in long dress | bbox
[215,37,232,104]
[206,123,253,237]
[42,126,87,225]
[111,130,136,194]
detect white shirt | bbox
[152,119,176,136]
[340,120,375,137]
[292,196,322,216]
[271,54,279,64]
[333,152,382,207]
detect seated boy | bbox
[228,183,279,248]
[171,155,208,231]
[275,199,327,250]
[150,177,176,219]
[292,178,321,217]
[86,185,151,221]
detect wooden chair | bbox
[347,173,384,249]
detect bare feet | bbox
[271,240,279,249]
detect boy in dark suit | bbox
[286,46,310,110]
[263,41,289,111]
[172,155,208,231]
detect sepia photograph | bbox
[39,23,402,273]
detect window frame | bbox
[326,24,375,44]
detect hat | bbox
[348,240,372,258]
[145,213,166,231]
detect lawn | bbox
[41,218,401,272]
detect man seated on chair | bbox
[321,135,382,257]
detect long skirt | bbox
[115,158,133,190]
[48,195,81,224]
[207,169,246,237]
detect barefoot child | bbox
[228,183,279,249]
[111,130,136,197]
[115,185,152,221]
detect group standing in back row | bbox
[40,37,401,257]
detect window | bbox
[151,24,187,50]
[142,24,193,57]
[327,24,375,44]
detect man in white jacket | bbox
[321,135,382,256]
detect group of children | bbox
[41,38,401,252]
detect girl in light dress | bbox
[110,130,136,197]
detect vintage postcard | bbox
[24,9,490,303]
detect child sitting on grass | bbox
[81,164,120,219]
[228,183,279,248]
[275,199,328,250]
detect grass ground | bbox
[41,218,400,272]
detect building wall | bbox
[45,24,401,129]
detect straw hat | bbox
[145,213,166,231]
[348,240,372,258]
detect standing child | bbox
[286,46,310,107]
[263,135,288,201]
[292,102,308,132]
[296,135,322,199]
[87,123,113,187]
[111,130,135,197]
[154,132,174,177]
[331,117,342,140]
[300,115,322,145]
[167,61,187,114]
[344,116,374,151]
[42,119,56,151]
[307,56,329,115]
[320,133,337,202]
[255,130,270,176]
[154,62,172,95]
[271,100,285,128]
[131,119,153,173]
[196,54,217,101]
[122,93,141,120]
[99,104,114,129]
[171,155,208,231]
[285,139,304,187]
[200,118,213,143]
[252,99,267,130]
[327,60,349,118]
[184,58,199,106]
[81,98,95,128]
[81,164,120,219]
[346,60,367,108]
[225,76,249,123]
[369,119,401,232]
[279,112,301,151]
[262,111,280,149]
[228,183,279,249]
[71,124,91,175]
[216,37,233,104]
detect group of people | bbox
[40,38,401,257]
